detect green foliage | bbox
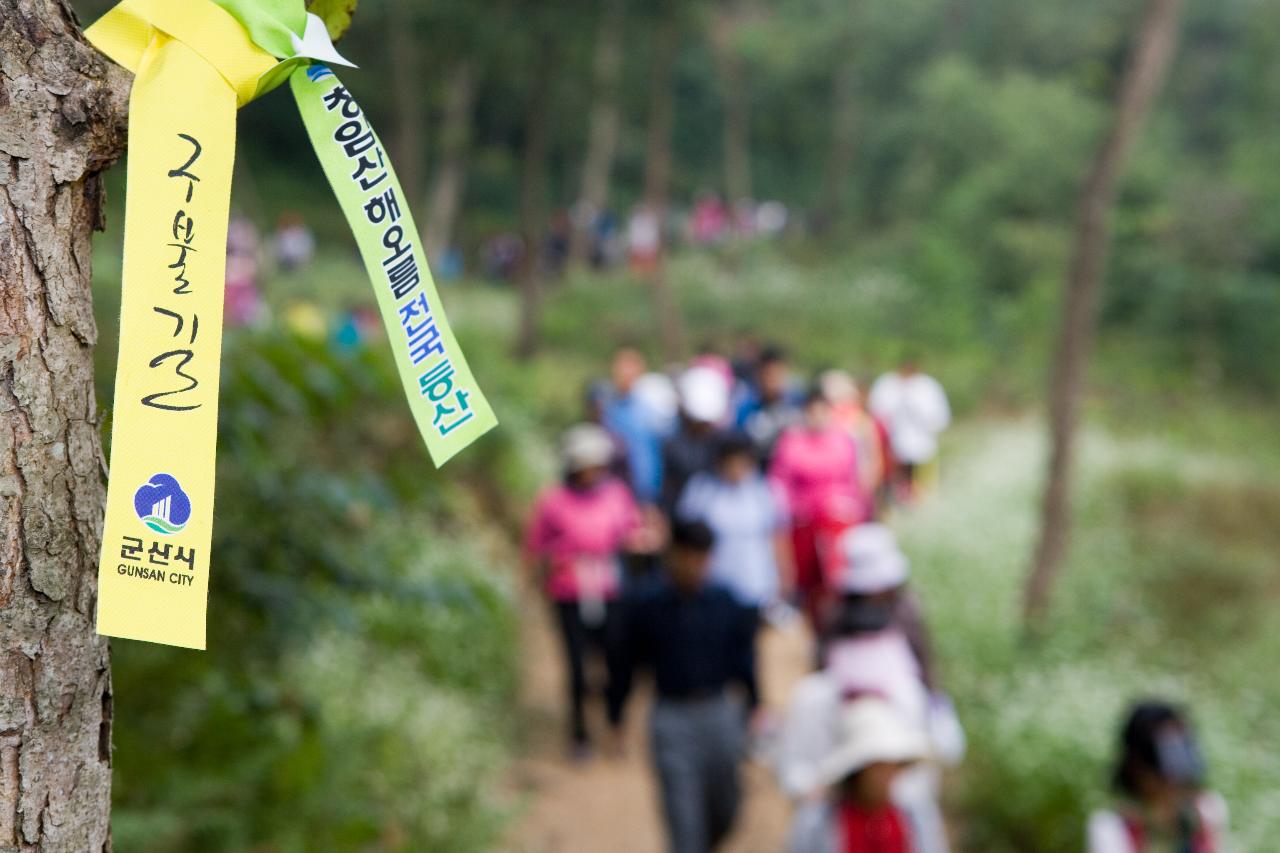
[309,0,358,40]
[110,330,521,852]
[901,419,1280,851]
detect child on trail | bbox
[867,359,950,503]
[1088,701,1228,853]
[524,424,656,757]
[609,520,758,853]
[785,697,929,853]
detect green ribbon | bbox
[291,64,497,464]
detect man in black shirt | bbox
[608,520,758,853]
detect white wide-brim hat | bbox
[818,697,930,786]
[837,523,909,594]
[561,423,615,473]
[678,365,730,424]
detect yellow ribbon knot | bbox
[86,0,276,107]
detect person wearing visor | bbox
[785,697,929,853]
[524,423,656,757]
[1088,701,1228,852]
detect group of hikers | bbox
[523,342,1227,852]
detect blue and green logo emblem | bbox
[133,473,192,535]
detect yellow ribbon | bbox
[86,0,277,107]
[88,1,496,650]
[88,0,275,649]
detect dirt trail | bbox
[503,593,813,853]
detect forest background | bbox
[69,0,1280,849]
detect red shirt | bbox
[840,802,911,853]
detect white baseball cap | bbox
[837,523,910,594]
[818,697,929,785]
[678,366,730,424]
[561,423,615,473]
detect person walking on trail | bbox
[777,527,955,853]
[602,347,668,507]
[825,524,942,695]
[1088,701,1228,853]
[867,358,950,502]
[661,366,732,516]
[608,520,757,853]
[821,369,893,507]
[524,424,655,758]
[769,390,869,629]
[785,697,930,853]
[676,432,795,707]
[735,345,803,463]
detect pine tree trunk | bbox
[515,38,557,360]
[423,59,476,263]
[1,0,128,848]
[818,36,857,231]
[567,0,625,269]
[387,0,426,210]
[711,3,751,213]
[1024,0,1183,629]
[641,6,686,360]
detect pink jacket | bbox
[769,425,868,526]
[524,478,641,601]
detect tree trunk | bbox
[567,0,625,269]
[515,39,557,360]
[711,3,751,214]
[818,37,857,231]
[423,59,476,264]
[1024,0,1183,629]
[641,7,686,361]
[387,0,426,210]
[1,1,128,848]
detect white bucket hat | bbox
[818,697,930,786]
[837,523,909,594]
[561,423,615,474]
[678,366,730,424]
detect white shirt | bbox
[677,472,786,608]
[1087,794,1229,853]
[868,372,951,465]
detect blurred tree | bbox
[709,0,754,211]
[567,0,627,269]
[387,0,427,207]
[1025,0,1184,629]
[0,0,126,847]
[424,59,478,262]
[515,18,561,358]
[641,0,689,358]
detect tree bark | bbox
[387,0,426,209]
[567,0,625,270]
[711,2,751,213]
[1024,0,1183,629]
[422,59,476,264]
[1,1,128,848]
[818,36,857,231]
[515,38,557,360]
[641,6,686,361]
